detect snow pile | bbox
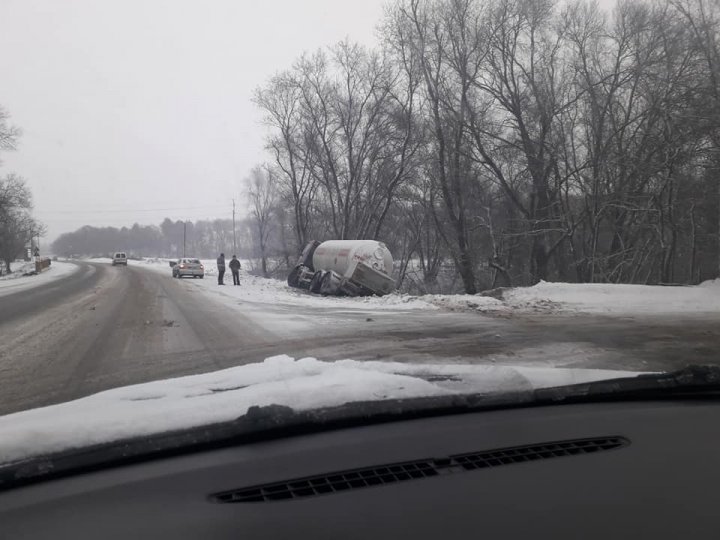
[0,261,79,297]
[0,261,35,279]
[420,294,506,312]
[0,355,647,464]
[503,281,720,315]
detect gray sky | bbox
[0,0,386,242]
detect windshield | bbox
[0,0,719,470]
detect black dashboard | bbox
[1,399,719,539]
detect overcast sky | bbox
[0,0,386,242]
[0,0,619,245]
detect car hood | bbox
[0,355,651,467]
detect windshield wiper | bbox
[2,365,719,492]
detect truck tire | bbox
[287,265,302,288]
[319,270,341,296]
[309,271,325,294]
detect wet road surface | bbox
[0,261,718,415]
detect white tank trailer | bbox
[287,240,396,296]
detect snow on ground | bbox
[419,294,506,312]
[89,257,720,315]
[502,281,720,315]
[180,268,720,316]
[0,261,79,298]
[0,260,35,279]
[197,271,435,311]
[0,354,650,464]
[130,257,436,311]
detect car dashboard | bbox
[1,399,718,539]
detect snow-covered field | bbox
[89,257,720,316]
[0,354,649,464]
[0,261,79,298]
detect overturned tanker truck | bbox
[287,240,395,297]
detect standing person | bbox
[216,253,226,285]
[229,255,241,286]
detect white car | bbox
[171,258,204,278]
[112,252,128,266]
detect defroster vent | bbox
[210,436,628,503]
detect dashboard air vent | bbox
[210,436,628,503]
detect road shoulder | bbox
[0,261,80,298]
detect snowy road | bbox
[0,261,718,415]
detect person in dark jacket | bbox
[216,253,226,285]
[229,255,241,285]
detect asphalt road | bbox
[0,262,290,415]
[1,262,719,416]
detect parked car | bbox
[171,258,204,278]
[112,252,128,266]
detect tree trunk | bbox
[456,238,477,294]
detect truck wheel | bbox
[320,271,338,296]
[287,265,302,288]
[309,271,324,294]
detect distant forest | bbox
[51,217,271,261]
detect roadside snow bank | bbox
[0,355,647,464]
[108,257,720,315]
[419,294,506,312]
[0,261,35,279]
[193,271,436,310]
[0,261,79,297]
[502,281,720,315]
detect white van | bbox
[112,252,128,266]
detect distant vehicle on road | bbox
[171,258,204,279]
[112,252,128,266]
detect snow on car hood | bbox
[0,355,649,464]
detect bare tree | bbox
[671,0,720,276]
[0,106,21,158]
[246,166,279,277]
[255,71,318,250]
[388,0,489,293]
[252,0,720,289]
[0,116,40,272]
[0,176,40,273]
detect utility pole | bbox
[232,198,237,255]
[183,221,187,258]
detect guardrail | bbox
[35,258,51,273]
